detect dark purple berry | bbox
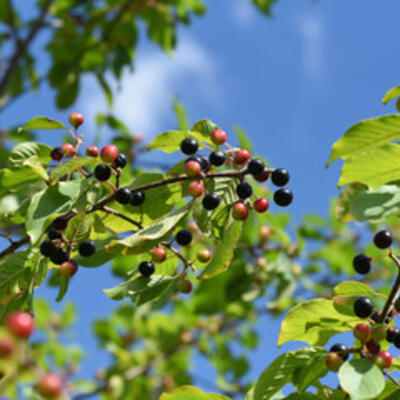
[271,168,290,187]
[139,261,155,277]
[176,230,193,246]
[180,138,198,155]
[116,188,132,204]
[94,164,111,181]
[79,240,96,257]
[131,191,145,206]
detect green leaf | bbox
[327,115,400,166]
[160,385,230,400]
[198,221,242,279]
[192,119,219,137]
[335,183,368,222]
[18,116,65,131]
[148,130,210,153]
[332,281,376,298]
[9,142,52,168]
[338,359,385,400]
[278,299,359,347]
[173,97,189,131]
[49,157,98,183]
[23,156,49,181]
[0,251,31,294]
[233,126,253,152]
[251,0,277,15]
[56,275,69,302]
[382,86,400,105]
[65,214,92,243]
[254,347,326,400]
[285,394,320,400]
[0,167,42,188]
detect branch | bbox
[0,237,29,259]
[383,369,400,388]
[101,206,142,229]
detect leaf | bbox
[148,130,209,153]
[0,251,31,294]
[192,119,219,137]
[382,86,400,105]
[56,275,69,302]
[285,394,320,400]
[251,0,277,15]
[106,204,190,255]
[335,183,367,222]
[332,281,376,298]
[278,299,359,347]
[160,385,230,400]
[327,114,400,166]
[338,359,385,400]
[173,97,189,131]
[198,221,242,279]
[338,144,400,189]
[18,116,65,131]
[254,347,326,400]
[233,126,253,152]
[65,214,92,243]
[23,156,49,181]
[49,157,98,183]
[9,142,52,168]
[0,167,42,188]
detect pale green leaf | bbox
[332,281,376,298]
[49,157,98,183]
[9,142,52,168]
[148,130,210,153]
[65,214,92,243]
[382,86,400,105]
[18,116,65,131]
[23,155,49,181]
[160,385,230,400]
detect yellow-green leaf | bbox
[19,116,65,131]
[148,130,210,153]
[160,385,230,400]
[382,85,400,105]
[50,157,98,183]
[23,155,48,181]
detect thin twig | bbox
[383,369,400,388]
[0,237,29,259]
[101,206,142,229]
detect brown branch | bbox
[0,237,29,259]
[101,206,142,229]
[383,369,400,388]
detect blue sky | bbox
[3,0,400,396]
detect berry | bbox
[100,144,119,163]
[271,168,290,186]
[187,181,204,197]
[61,143,75,158]
[180,138,199,155]
[209,151,226,166]
[94,164,111,181]
[69,112,84,129]
[232,202,249,221]
[374,351,392,369]
[37,373,63,398]
[48,229,62,241]
[151,247,167,263]
[234,149,250,165]
[114,153,127,169]
[236,182,253,199]
[353,297,373,318]
[185,160,202,178]
[366,340,380,355]
[353,323,371,342]
[0,338,14,358]
[329,343,349,361]
[370,311,389,324]
[79,240,96,257]
[139,261,155,277]
[176,279,193,294]
[52,216,69,231]
[254,169,269,182]
[371,325,386,342]
[273,188,293,207]
[394,332,400,349]
[202,193,220,210]
[6,311,34,339]
[50,147,63,161]
[197,248,211,263]
[386,327,398,343]
[50,248,68,265]
[373,230,392,249]
[131,191,145,206]
[211,129,227,145]
[116,188,132,204]
[198,156,211,172]
[86,146,99,158]
[60,260,78,278]
[254,198,269,213]
[40,241,57,257]
[176,229,193,246]
[353,254,371,275]
[248,159,265,176]
[325,353,344,372]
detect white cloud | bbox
[81,36,221,139]
[230,0,257,30]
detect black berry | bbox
[114,153,127,169]
[48,229,62,241]
[40,241,56,257]
[52,216,68,231]
[373,230,392,249]
[329,343,349,361]
[131,191,145,206]
[202,193,220,210]
[387,328,398,343]
[353,297,373,318]
[116,188,132,204]
[394,332,400,349]
[273,188,293,207]
[198,156,211,172]
[209,151,226,166]
[50,147,63,161]
[139,261,155,277]
[353,254,371,275]
[271,168,290,187]
[94,164,111,181]
[248,159,265,176]
[50,248,68,265]
[180,138,198,155]
[371,311,389,324]
[176,229,193,246]
[236,182,253,199]
[79,240,96,257]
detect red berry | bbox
[61,143,75,158]
[254,169,269,182]
[185,160,201,178]
[0,338,14,358]
[254,198,269,213]
[86,146,99,158]
[197,248,211,263]
[37,373,63,398]
[151,247,167,263]
[374,351,392,369]
[211,128,227,145]
[232,202,248,221]
[234,149,250,165]
[68,112,84,129]
[353,323,371,342]
[187,181,204,197]
[100,145,119,163]
[325,353,344,372]
[176,279,193,294]
[6,311,34,339]
[366,340,380,355]
[60,260,78,278]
